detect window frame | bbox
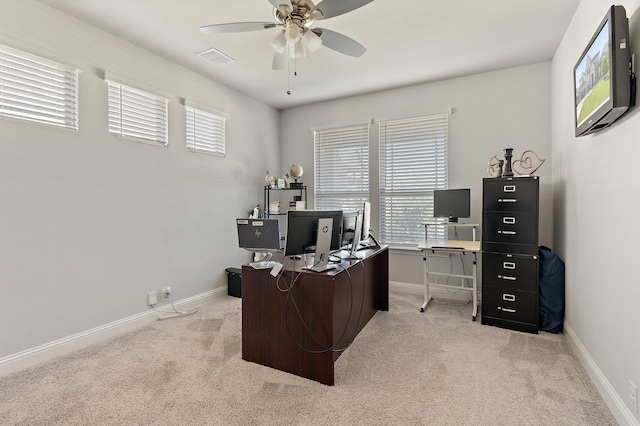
[185,105,226,157]
[0,44,79,130]
[313,123,370,212]
[107,80,168,146]
[378,112,450,245]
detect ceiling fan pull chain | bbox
[287,48,292,95]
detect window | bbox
[185,106,225,156]
[379,113,449,245]
[107,81,168,146]
[0,44,78,130]
[314,123,369,211]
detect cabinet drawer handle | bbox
[498,230,517,235]
[503,217,516,224]
[498,198,517,203]
[498,275,516,281]
[503,185,516,192]
[499,307,517,313]
[502,294,516,302]
[503,262,516,269]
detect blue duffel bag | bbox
[538,246,565,333]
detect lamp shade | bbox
[302,29,322,52]
[284,24,302,43]
[293,40,306,58]
[270,31,287,53]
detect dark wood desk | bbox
[242,246,389,385]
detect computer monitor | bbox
[332,210,364,259]
[361,201,371,240]
[306,217,335,272]
[358,201,379,249]
[340,210,360,248]
[433,189,471,223]
[236,218,281,269]
[348,212,364,258]
[284,209,343,257]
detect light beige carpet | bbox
[0,292,617,425]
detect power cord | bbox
[156,294,198,320]
[283,257,366,354]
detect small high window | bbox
[0,44,79,130]
[185,106,225,156]
[107,81,168,146]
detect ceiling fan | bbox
[200,0,374,70]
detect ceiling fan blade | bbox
[272,50,288,70]
[313,28,366,57]
[200,22,277,34]
[268,0,292,10]
[311,0,374,20]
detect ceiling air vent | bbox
[197,48,234,66]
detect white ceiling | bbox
[37,0,580,110]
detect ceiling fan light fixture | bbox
[309,10,323,21]
[270,31,287,53]
[302,29,322,52]
[293,40,306,58]
[200,0,372,69]
[284,24,302,43]
[277,4,291,14]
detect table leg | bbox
[471,252,478,321]
[420,251,432,312]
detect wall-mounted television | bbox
[573,5,636,137]
[433,188,470,223]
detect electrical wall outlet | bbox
[147,291,157,306]
[161,286,171,301]
[630,380,638,414]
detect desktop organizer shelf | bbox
[263,185,307,218]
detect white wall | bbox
[0,0,279,364]
[280,63,554,290]
[552,0,640,424]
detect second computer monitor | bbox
[340,210,360,249]
[284,210,343,257]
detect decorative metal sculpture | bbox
[487,149,545,177]
[487,155,503,178]
[512,150,545,176]
[502,148,514,177]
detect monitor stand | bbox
[339,214,364,260]
[249,252,276,269]
[303,218,337,272]
[358,234,381,251]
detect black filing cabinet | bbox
[481,176,539,333]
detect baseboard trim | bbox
[0,287,227,379]
[564,321,639,426]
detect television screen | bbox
[574,21,611,129]
[433,189,470,223]
[573,5,634,136]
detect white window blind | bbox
[107,81,168,146]
[314,123,369,211]
[0,44,78,130]
[186,106,225,156]
[379,113,449,245]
